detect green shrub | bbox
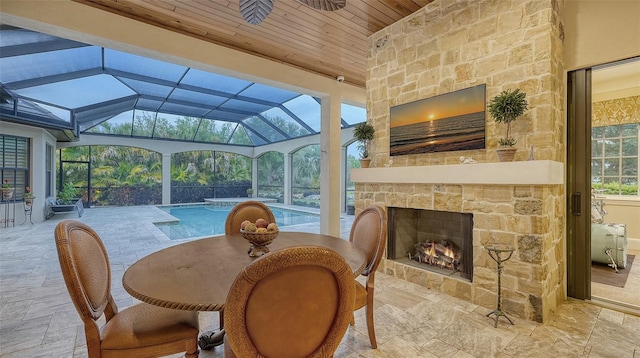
[591,182,638,195]
[58,182,78,204]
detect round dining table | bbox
[122,232,367,312]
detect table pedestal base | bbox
[248,244,270,257]
[198,329,225,350]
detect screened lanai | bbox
[0,26,365,217]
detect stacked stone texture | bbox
[362,0,565,323]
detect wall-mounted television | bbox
[389,84,486,156]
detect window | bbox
[591,123,639,195]
[1,135,30,199]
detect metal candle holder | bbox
[484,243,515,328]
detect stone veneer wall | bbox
[359,0,566,323]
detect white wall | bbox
[1,121,57,223]
[602,198,640,240]
[563,0,640,70]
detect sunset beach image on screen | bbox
[389,84,486,156]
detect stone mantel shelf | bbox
[351,160,564,185]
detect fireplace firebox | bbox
[387,208,473,281]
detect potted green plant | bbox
[2,179,14,200]
[246,188,254,198]
[353,122,375,168]
[487,88,528,162]
[24,187,35,207]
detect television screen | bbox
[389,84,486,156]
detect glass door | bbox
[589,58,639,309]
[57,149,91,208]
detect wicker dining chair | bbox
[54,219,200,358]
[223,246,356,358]
[349,205,388,349]
[224,200,276,235]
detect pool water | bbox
[156,204,320,240]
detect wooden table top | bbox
[122,232,366,311]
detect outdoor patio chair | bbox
[54,219,200,358]
[349,205,388,349]
[45,196,84,219]
[223,245,355,357]
[224,200,276,234]
[220,201,276,334]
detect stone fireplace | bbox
[357,0,566,323]
[352,162,564,323]
[387,207,473,281]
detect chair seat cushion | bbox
[101,303,199,350]
[354,281,367,310]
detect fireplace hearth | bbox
[387,208,473,281]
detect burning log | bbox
[440,255,454,265]
[412,240,462,273]
[434,243,449,255]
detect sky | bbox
[390,85,486,128]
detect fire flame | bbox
[415,240,459,271]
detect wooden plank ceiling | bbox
[72,0,432,88]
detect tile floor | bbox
[1,205,639,357]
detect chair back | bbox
[225,200,276,234]
[349,205,387,276]
[54,219,114,324]
[224,246,355,358]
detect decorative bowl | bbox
[240,229,279,257]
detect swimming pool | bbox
[155,204,320,240]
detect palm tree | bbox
[292,145,321,203]
[257,151,284,198]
